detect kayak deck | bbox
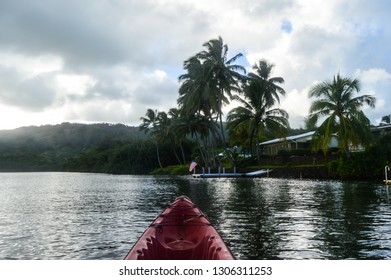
[124,196,235,260]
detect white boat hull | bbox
[192,169,271,178]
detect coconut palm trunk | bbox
[155,144,163,168]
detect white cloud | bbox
[356,68,391,85]
[355,68,391,124]
[64,99,134,124]
[0,52,63,77]
[56,74,97,97]
[0,65,57,111]
[0,0,390,129]
[281,88,312,128]
[0,103,65,129]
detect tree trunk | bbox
[255,126,261,164]
[217,89,235,168]
[156,144,163,168]
[179,143,186,165]
[172,145,183,165]
[195,133,209,167]
[218,113,235,167]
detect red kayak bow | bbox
[124,196,235,260]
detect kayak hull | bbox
[124,196,235,260]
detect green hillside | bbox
[0,123,149,172]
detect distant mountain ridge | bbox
[0,122,149,171]
[0,122,147,150]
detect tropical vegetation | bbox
[1,36,389,180]
[141,37,291,170]
[0,123,192,173]
[227,59,289,163]
[138,38,387,178]
[139,108,188,168]
[307,74,376,154]
[177,36,246,167]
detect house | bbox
[371,124,391,134]
[259,124,391,156]
[259,131,338,155]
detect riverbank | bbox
[153,160,386,182]
[153,165,334,179]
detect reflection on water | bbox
[0,173,390,259]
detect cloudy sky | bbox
[0,0,390,130]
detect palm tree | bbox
[177,37,246,167]
[174,112,219,167]
[228,122,251,149]
[179,36,246,167]
[177,56,219,168]
[153,111,181,165]
[307,74,376,154]
[227,69,288,161]
[167,108,187,165]
[139,109,163,168]
[227,94,289,159]
[227,59,288,161]
[197,36,245,136]
[178,57,216,118]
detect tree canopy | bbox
[307,74,376,154]
[227,59,289,161]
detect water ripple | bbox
[1,173,390,259]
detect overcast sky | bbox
[0,0,390,130]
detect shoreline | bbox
[0,165,386,182]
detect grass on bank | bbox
[151,165,190,175]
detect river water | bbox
[0,172,390,260]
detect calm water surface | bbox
[0,172,390,260]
